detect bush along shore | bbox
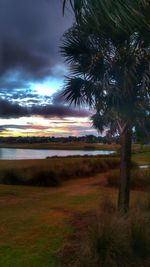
[0,155,149,188]
[106,168,150,190]
[0,157,120,186]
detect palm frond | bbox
[62,77,94,106]
[61,1,150,134]
[63,0,150,39]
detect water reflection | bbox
[0,148,115,160]
[139,165,149,169]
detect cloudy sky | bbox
[0,0,97,137]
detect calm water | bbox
[0,148,115,160]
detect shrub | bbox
[131,169,150,189]
[106,169,120,187]
[79,214,131,267]
[106,168,150,190]
[135,195,150,212]
[130,214,150,260]
[28,170,61,187]
[63,200,150,267]
[0,169,24,185]
[0,157,120,187]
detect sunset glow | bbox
[0,116,97,137]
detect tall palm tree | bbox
[63,0,150,33]
[61,6,150,213]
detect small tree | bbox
[61,1,150,213]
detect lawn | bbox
[0,176,113,267]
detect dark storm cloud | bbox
[31,104,90,118]
[0,99,28,118]
[0,0,72,79]
[0,99,90,119]
[0,77,26,90]
[52,90,65,104]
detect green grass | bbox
[0,237,62,267]
[0,185,75,267]
[132,144,150,153]
[132,151,150,164]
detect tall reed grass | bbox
[106,168,150,190]
[0,157,119,186]
[62,197,150,267]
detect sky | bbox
[0,0,98,137]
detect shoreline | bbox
[0,142,119,151]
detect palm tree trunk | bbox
[118,127,132,213]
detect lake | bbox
[0,148,115,160]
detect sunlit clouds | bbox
[30,77,64,99]
[0,116,97,137]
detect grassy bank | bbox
[0,142,119,150]
[0,149,149,186]
[0,157,119,186]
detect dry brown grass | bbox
[61,198,150,267]
[105,168,150,190]
[0,157,119,186]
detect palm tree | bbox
[63,0,150,32]
[61,3,150,213]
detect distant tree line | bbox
[0,132,149,144]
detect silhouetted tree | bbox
[61,0,150,213]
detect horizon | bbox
[0,133,105,139]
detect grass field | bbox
[0,148,149,267]
[0,174,148,267]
